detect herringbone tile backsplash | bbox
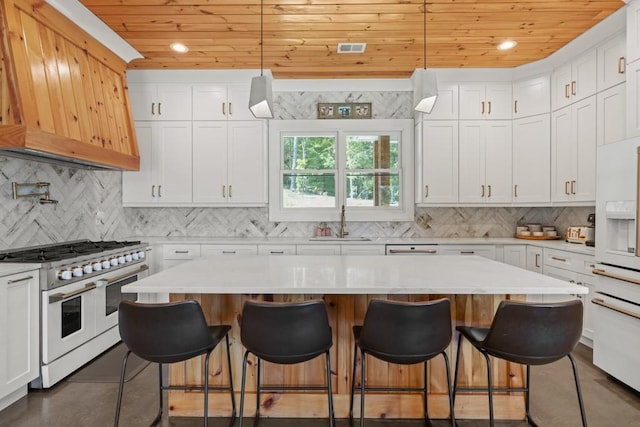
[0,155,594,251]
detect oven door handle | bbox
[592,297,640,321]
[49,283,97,304]
[103,265,149,285]
[592,268,640,286]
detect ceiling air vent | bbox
[337,43,366,53]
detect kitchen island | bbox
[123,255,587,421]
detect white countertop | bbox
[123,254,588,295]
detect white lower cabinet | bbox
[296,244,341,255]
[0,270,39,410]
[502,245,527,269]
[341,245,386,255]
[526,246,543,273]
[257,244,296,255]
[439,245,497,260]
[201,244,258,256]
[161,244,201,270]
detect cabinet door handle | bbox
[564,181,570,195]
[175,250,189,254]
[570,180,576,194]
[551,256,567,262]
[158,185,162,198]
[222,185,226,198]
[564,84,570,99]
[535,253,540,268]
[152,185,155,197]
[158,102,162,115]
[460,251,475,255]
[270,251,285,254]
[487,101,492,115]
[425,185,429,198]
[487,185,492,197]
[151,102,155,115]
[229,102,232,115]
[618,57,625,74]
[481,101,485,115]
[229,185,232,198]
[222,250,237,254]
[571,80,576,96]
[514,184,518,198]
[514,100,518,114]
[481,184,485,197]
[7,275,33,284]
[222,102,226,115]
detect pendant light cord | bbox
[260,0,264,76]
[423,0,427,70]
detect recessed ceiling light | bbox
[497,40,517,51]
[170,43,189,53]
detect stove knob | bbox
[110,257,119,267]
[71,266,83,277]
[118,255,126,264]
[57,269,73,280]
[102,259,111,269]
[125,254,133,263]
[82,264,93,274]
[92,261,103,271]
[137,251,145,259]
[131,252,139,261]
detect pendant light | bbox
[412,0,438,113]
[249,0,274,119]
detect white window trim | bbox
[269,119,414,222]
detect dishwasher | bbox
[385,244,439,255]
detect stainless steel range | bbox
[0,240,150,388]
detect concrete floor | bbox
[0,345,639,427]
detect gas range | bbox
[0,240,148,290]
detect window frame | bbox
[269,119,414,222]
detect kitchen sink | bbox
[308,237,371,241]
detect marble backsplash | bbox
[0,155,594,250]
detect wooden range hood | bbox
[0,0,139,171]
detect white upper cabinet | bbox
[512,114,551,203]
[417,121,458,204]
[512,75,550,119]
[551,49,597,111]
[551,96,597,202]
[123,121,193,206]
[128,83,192,121]
[459,120,512,203]
[192,121,266,205]
[597,83,626,146]
[597,33,626,91]
[459,84,512,120]
[420,84,459,120]
[192,83,256,121]
[627,0,640,65]
[627,60,640,137]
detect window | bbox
[269,120,414,221]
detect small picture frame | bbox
[354,102,372,119]
[317,102,372,119]
[317,103,336,119]
[337,104,352,118]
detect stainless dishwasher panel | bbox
[385,244,439,255]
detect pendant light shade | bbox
[249,74,273,118]
[249,0,273,119]
[413,0,438,114]
[412,68,438,113]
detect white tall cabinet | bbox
[417,120,458,203]
[512,114,551,203]
[0,269,39,411]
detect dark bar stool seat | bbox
[114,300,236,427]
[453,299,587,427]
[238,299,334,427]
[349,298,455,427]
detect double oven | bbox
[0,240,149,388]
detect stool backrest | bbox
[482,299,583,365]
[358,298,452,364]
[118,300,215,364]
[240,299,332,364]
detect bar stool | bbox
[453,299,587,427]
[238,299,334,427]
[114,300,236,427]
[349,298,455,427]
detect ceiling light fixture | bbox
[497,40,518,51]
[249,0,274,119]
[412,0,438,114]
[170,42,189,53]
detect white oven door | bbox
[94,263,149,335]
[42,278,97,364]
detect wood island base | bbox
[166,293,527,421]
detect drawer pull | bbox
[270,251,285,254]
[175,250,189,254]
[551,256,567,262]
[592,268,640,286]
[460,251,475,255]
[592,298,640,320]
[7,275,33,284]
[388,249,437,254]
[222,251,237,254]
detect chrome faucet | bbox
[339,205,348,238]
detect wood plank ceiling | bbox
[79,0,625,79]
